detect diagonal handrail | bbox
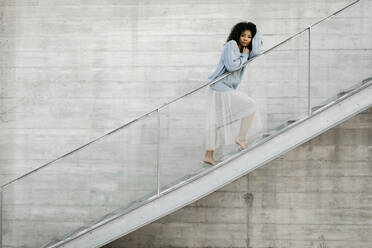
[1,0,361,189]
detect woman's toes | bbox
[235,139,247,149]
[203,159,217,166]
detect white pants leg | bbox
[205,87,263,151]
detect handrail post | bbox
[307,26,312,116]
[0,186,3,248]
[156,109,161,196]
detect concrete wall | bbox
[104,107,372,248]
[0,0,371,247]
[0,0,358,184]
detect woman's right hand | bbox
[242,47,250,54]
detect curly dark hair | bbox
[226,22,257,51]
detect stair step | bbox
[273,119,298,131]
[362,77,372,84]
[312,77,372,113]
[41,238,63,248]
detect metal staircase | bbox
[1,0,371,247]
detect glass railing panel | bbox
[158,31,309,190]
[1,111,159,248]
[158,87,211,191]
[240,30,310,134]
[310,0,371,110]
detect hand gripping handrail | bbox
[1,0,361,189]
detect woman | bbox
[203,22,263,166]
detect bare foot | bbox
[203,158,217,166]
[235,139,247,150]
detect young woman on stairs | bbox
[203,21,263,166]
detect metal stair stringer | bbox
[54,83,372,248]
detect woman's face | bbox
[239,30,252,47]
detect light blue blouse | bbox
[208,32,263,91]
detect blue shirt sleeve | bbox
[223,40,249,72]
[249,31,263,59]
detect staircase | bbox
[1,0,371,247]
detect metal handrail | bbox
[1,0,361,188]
